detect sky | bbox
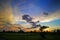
[0,0,60,31]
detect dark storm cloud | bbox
[43,12,48,16]
[22,15,32,22]
[22,15,39,28]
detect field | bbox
[0,32,60,40]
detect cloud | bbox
[32,10,60,22]
[0,24,21,32]
[0,1,15,24]
[40,10,60,22]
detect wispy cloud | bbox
[0,1,15,24]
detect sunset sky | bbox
[0,0,60,31]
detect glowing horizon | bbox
[0,0,60,32]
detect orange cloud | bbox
[0,2,15,24]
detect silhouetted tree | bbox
[34,30,36,32]
[19,30,24,33]
[30,31,33,33]
[3,30,5,32]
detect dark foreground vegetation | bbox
[0,32,60,40]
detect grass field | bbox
[0,32,60,40]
